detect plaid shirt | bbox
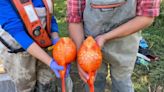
[67,0,160,23]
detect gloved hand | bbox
[52,37,60,45]
[50,59,64,78]
[50,59,71,78]
[51,38,72,78]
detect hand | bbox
[78,64,89,83]
[52,37,60,45]
[95,35,106,49]
[50,59,64,78]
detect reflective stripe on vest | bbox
[11,0,53,48]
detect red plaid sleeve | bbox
[137,0,161,17]
[67,0,85,23]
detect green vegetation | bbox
[54,0,68,36]
[54,1,164,91]
[133,2,164,92]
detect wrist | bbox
[103,32,113,42]
[101,34,108,43]
[51,32,59,39]
[52,37,59,45]
[49,59,54,67]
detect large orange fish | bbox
[53,37,76,92]
[78,36,102,92]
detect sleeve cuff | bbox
[13,31,34,50]
[67,16,83,23]
[137,8,160,17]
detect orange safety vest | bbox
[12,0,53,47]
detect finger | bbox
[79,71,87,83]
[55,65,64,70]
[78,64,89,80]
[80,70,89,80]
[54,70,60,78]
[95,40,100,47]
[78,64,89,81]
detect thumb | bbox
[55,64,64,70]
[54,69,60,78]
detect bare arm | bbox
[68,23,85,49]
[68,22,91,82]
[26,30,60,66]
[96,16,155,48]
[27,42,52,66]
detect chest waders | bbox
[83,0,141,92]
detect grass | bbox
[133,2,164,92]
[54,1,164,91]
[54,0,68,37]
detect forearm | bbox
[103,16,155,41]
[27,42,52,66]
[68,23,84,49]
[27,17,59,66]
